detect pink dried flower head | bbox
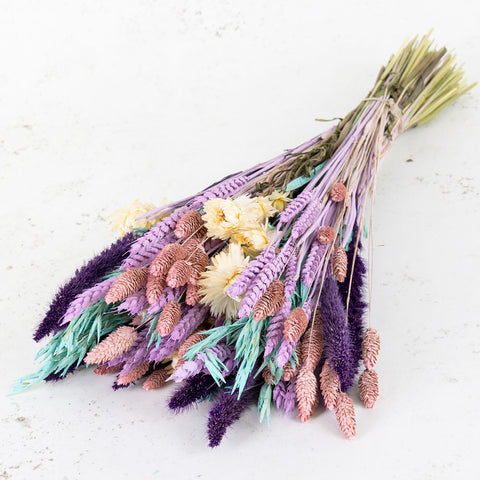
[105,267,149,304]
[283,307,308,342]
[187,249,210,285]
[185,283,201,306]
[146,273,167,304]
[281,362,296,382]
[320,359,340,410]
[174,210,205,240]
[150,243,186,277]
[301,326,324,371]
[84,326,138,364]
[334,392,356,439]
[183,237,202,256]
[358,368,379,408]
[333,245,348,282]
[362,327,381,370]
[184,225,208,242]
[94,364,123,375]
[177,332,205,360]
[157,301,182,336]
[253,280,285,322]
[188,270,199,286]
[317,226,336,244]
[193,225,208,240]
[189,246,209,265]
[142,369,170,391]
[296,368,319,422]
[330,182,347,202]
[166,260,193,288]
[116,361,150,386]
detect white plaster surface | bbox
[1,1,479,479]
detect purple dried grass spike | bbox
[320,276,355,391]
[61,277,117,326]
[228,246,276,297]
[124,214,182,268]
[301,241,328,286]
[207,370,261,448]
[276,338,296,368]
[272,242,295,272]
[338,227,368,388]
[222,176,249,194]
[168,373,218,413]
[283,377,297,413]
[273,378,287,409]
[129,214,182,258]
[118,288,148,316]
[290,198,321,239]
[264,299,291,357]
[149,304,209,363]
[33,232,136,342]
[283,254,299,299]
[284,255,298,289]
[194,176,249,205]
[278,190,313,224]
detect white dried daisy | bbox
[198,242,250,319]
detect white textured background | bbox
[1,1,479,479]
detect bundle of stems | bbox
[13,33,474,446]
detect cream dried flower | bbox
[268,190,290,212]
[231,222,272,255]
[110,199,164,237]
[198,242,250,319]
[202,198,243,240]
[254,196,277,219]
[232,195,266,225]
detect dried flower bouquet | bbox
[14,33,474,446]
